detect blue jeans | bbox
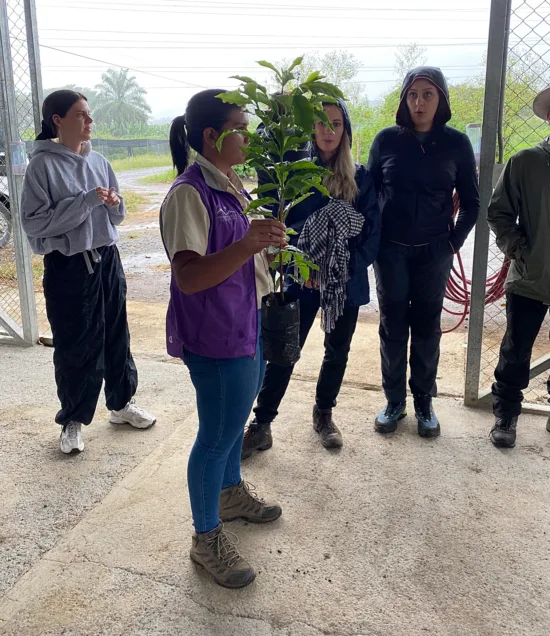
[184,320,266,534]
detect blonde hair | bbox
[321,131,358,203]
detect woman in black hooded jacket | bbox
[367,66,479,438]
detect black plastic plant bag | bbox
[261,293,300,366]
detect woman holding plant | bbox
[160,89,286,589]
[243,97,381,457]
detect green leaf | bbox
[216,90,250,106]
[315,109,333,130]
[298,263,310,282]
[230,76,268,93]
[293,94,314,133]
[246,197,278,209]
[288,56,304,73]
[251,183,279,195]
[257,60,281,78]
[283,192,313,215]
[280,160,319,173]
[215,128,238,152]
[274,93,293,109]
[305,71,323,83]
[283,133,311,154]
[312,183,331,197]
[286,228,298,236]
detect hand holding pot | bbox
[241,219,286,255]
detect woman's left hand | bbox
[105,187,121,207]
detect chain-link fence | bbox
[478,0,550,404]
[0,0,48,342]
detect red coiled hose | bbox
[442,193,510,333]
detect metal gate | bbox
[465,0,550,413]
[0,0,45,345]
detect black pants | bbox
[254,286,359,424]
[374,240,454,403]
[493,293,549,418]
[43,245,138,426]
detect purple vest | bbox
[161,163,258,359]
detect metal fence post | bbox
[464,0,513,405]
[0,0,38,345]
[24,0,44,135]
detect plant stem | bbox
[277,197,285,301]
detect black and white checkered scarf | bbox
[297,199,364,333]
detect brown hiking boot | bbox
[220,480,282,524]
[241,420,273,460]
[313,405,343,448]
[189,524,256,589]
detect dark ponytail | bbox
[36,89,87,141]
[169,89,241,176]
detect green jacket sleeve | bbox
[487,155,528,260]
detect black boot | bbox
[490,417,518,448]
[413,394,441,438]
[241,420,273,460]
[375,401,407,434]
[312,405,343,449]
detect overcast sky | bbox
[35,0,496,120]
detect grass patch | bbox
[139,168,177,185]
[0,254,44,290]
[111,154,172,172]
[121,191,149,217]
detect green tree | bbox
[43,84,99,113]
[502,48,549,158]
[94,69,151,135]
[275,50,364,105]
[394,43,428,82]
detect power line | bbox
[37,42,502,50]
[40,37,492,45]
[39,33,489,42]
[42,65,485,71]
[40,28,488,39]
[38,43,209,89]
[41,4,489,21]
[132,76,480,88]
[41,1,490,13]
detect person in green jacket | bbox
[488,85,550,448]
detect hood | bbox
[396,66,452,129]
[533,86,550,121]
[31,139,92,159]
[334,98,353,145]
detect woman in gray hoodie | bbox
[21,90,156,454]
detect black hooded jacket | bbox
[367,66,479,250]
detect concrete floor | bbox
[1,324,550,636]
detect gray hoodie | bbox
[21,140,126,256]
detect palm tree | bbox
[94,69,151,133]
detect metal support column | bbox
[24,0,44,135]
[464,0,513,405]
[0,0,38,345]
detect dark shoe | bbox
[313,405,343,448]
[190,524,256,589]
[241,420,273,460]
[490,417,518,448]
[414,395,441,438]
[220,480,282,524]
[375,401,407,434]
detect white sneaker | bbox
[110,400,156,429]
[60,422,84,454]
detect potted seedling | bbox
[217,58,344,365]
